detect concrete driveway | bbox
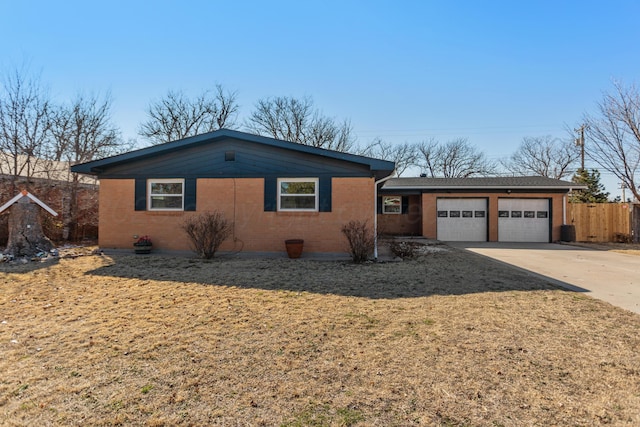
[447,242,640,314]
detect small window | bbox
[437,210,448,218]
[277,178,318,211]
[449,210,461,218]
[524,211,535,218]
[537,211,548,218]
[382,196,401,214]
[474,211,485,218]
[498,210,509,218]
[148,179,184,211]
[511,211,522,218]
[462,210,473,218]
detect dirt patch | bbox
[1,247,639,426]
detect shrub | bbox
[389,240,418,259]
[181,211,232,259]
[341,220,375,263]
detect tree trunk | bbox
[5,198,54,257]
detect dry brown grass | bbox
[568,242,640,257]
[1,247,640,426]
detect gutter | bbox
[374,170,396,260]
[381,185,588,191]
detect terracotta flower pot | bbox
[284,239,304,259]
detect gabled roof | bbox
[0,190,58,216]
[71,129,395,179]
[382,176,587,191]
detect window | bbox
[382,196,401,214]
[148,179,184,211]
[277,178,318,211]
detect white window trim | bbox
[148,178,185,211]
[277,177,319,212]
[382,196,402,215]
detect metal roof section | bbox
[382,176,588,190]
[71,128,395,177]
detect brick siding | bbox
[99,177,374,254]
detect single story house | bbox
[71,129,395,254]
[377,177,586,242]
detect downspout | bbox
[564,188,572,225]
[374,170,396,261]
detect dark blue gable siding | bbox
[98,138,373,179]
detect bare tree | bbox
[0,67,51,192]
[501,135,579,179]
[360,138,418,176]
[245,96,355,152]
[417,137,496,178]
[49,93,123,239]
[584,80,640,201]
[139,85,239,145]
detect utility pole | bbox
[620,182,628,203]
[575,124,586,170]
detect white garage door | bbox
[498,198,550,242]
[437,198,487,241]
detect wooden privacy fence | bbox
[568,203,637,242]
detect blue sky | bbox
[1,1,639,195]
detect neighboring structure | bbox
[0,190,58,256]
[0,174,99,244]
[71,129,395,254]
[0,190,59,217]
[378,177,586,242]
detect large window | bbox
[148,179,184,211]
[382,196,401,214]
[277,178,318,211]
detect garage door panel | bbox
[498,199,549,242]
[437,198,487,241]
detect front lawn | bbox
[1,248,639,426]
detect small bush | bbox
[341,220,375,263]
[389,240,422,259]
[181,211,232,259]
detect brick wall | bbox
[99,177,374,253]
[377,194,422,235]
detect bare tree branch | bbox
[417,138,496,178]
[49,92,125,240]
[0,66,51,191]
[245,96,356,152]
[501,135,579,179]
[139,85,239,145]
[584,80,640,201]
[359,138,418,176]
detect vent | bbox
[225,151,235,161]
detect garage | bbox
[498,198,550,242]
[379,176,585,243]
[436,198,487,241]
